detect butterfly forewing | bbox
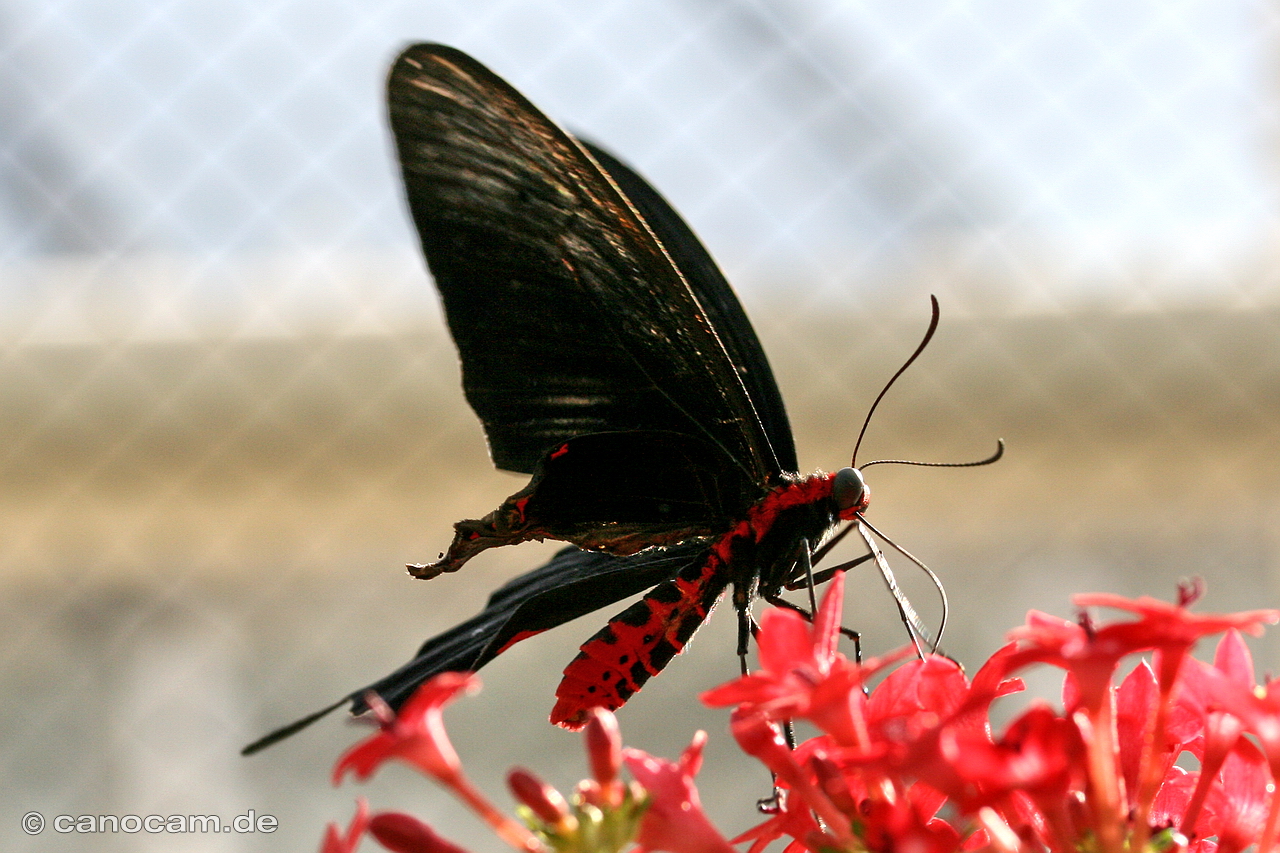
[580,141,797,474]
[353,543,708,713]
[388,44,783,483]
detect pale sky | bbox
[3,0,1277,303]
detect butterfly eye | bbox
[832,467,866,511]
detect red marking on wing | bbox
[550,443,570,459]
[494,628,545,656]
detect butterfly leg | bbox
[783,553,874,590]
[735,591,758,675]
[762,594,862,655]
[767,538,862,654]
[744,578,800,817]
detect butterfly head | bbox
[832,466,869,519]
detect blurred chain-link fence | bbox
[5,2,1280,850]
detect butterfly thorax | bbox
[715,471,867,603]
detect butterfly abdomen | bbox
[549,473,845,728]
[549,547,730,729]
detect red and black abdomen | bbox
[549,473,840,728]
[549,551,728,727]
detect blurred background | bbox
[4,1,1280,850]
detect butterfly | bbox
[244,43,996,754]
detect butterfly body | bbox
[376,44,886,729]
[551,470,865,726]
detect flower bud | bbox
[507,768,572,828]
[585,708,622,788]
[369,811,471,853]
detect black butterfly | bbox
[244,43,995,754]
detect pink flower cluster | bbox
[323,674,709,853]
[705,575,1280,853]
[322,577,1280,853]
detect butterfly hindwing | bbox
[353,543,709,713]
[419,429,761,576]
[241,544,704,753]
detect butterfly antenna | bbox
[854,516,949,653]
[852,295,940,467]
[860,438,1005,471]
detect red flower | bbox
[729,709,853,844]
[320,586,1280,853]
[862,655,980,770]
[507,768,572,829]
[731,790,822,853]
[1195,739,1272,853]
[1072,591,1278,651]
[321,799,369,853]
[369,811,473,853]
[333,673,478,786]
[710,587,1280,853]
[332,673,539,853]
[1002,595,1278,713]
[503,709,650,852]
[622,731,737,853]
[988,594,1280,850]
[700,573,848,714]
[702,570,911,745]
[855,790,963,853]
[579,707,628,809]
[939,704,1084,809]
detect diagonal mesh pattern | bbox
[3,2,1280,850]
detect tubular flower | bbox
[322,586,1280,853]
[369,811,475,853]
[322,799,371,853]
[623,731,737,853]
[333,673,479,786]
[704,583,1280,853]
